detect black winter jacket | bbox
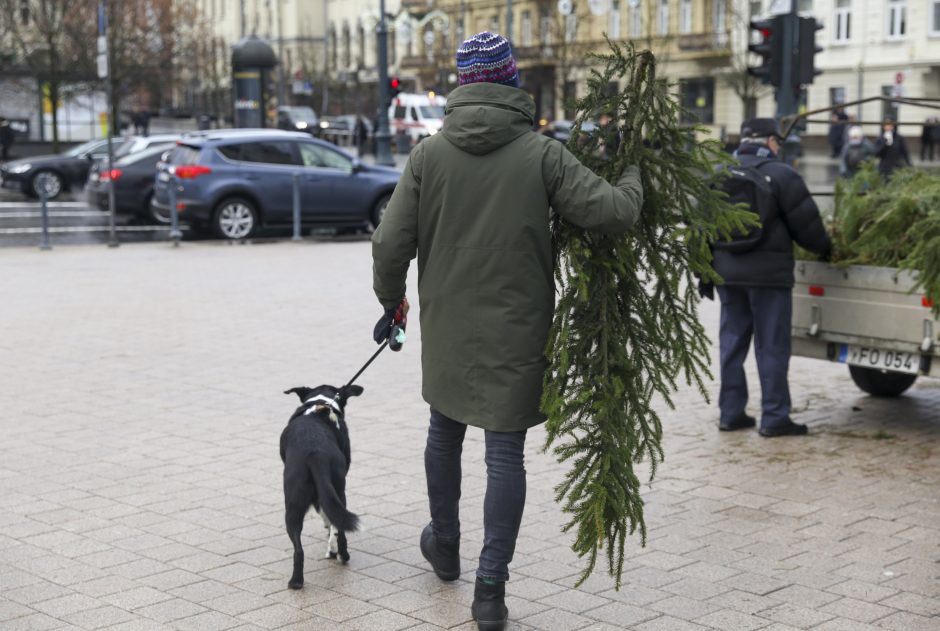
[713,152,831,288]
[873,133,911,175]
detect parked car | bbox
[317,116,353,145]
[89,144,177,224]
[150,129,400,240]
[277,106,319,135]
[0,137,122,199]
[539,120,597,144]
[88,133,180,188]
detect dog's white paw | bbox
[328,526,339,555]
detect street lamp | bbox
[374,0,395,166]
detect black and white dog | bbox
[280,384,362,589]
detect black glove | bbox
[373,308,396,345]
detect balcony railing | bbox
[677,32,731,53]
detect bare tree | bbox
[0,0,96,150]
[713,0,770,121]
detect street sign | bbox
[589,0,609,16]
[557,0,573,16]
[96,54,108,79]
[768,0,793,16]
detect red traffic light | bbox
[390,78,400,89]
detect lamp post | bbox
[375,0,395,166]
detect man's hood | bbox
[442,83,535,156]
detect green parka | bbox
[372,82,643,432]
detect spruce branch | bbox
[541,40,755,589]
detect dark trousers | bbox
[922,139,934,161]
[425,408,527,582]
[717,285,792,429]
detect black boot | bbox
[420,524,460,581]
[471,578,508,631]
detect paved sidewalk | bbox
[0,241,938,631]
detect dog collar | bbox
[302,395,343,428]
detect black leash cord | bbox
[343,341,389,389]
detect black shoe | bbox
[471,578,508,631]
[759,419,808,437]
[719,414,756,431]
[420,523,460,581]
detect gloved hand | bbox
[373,298,409,350]
[698,280,715,301]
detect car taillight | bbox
[808,285,825,296]
[924,297,935,308]
[173,165,212,179]
[100,169,122,182]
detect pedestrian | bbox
[139,109,150,137]
[839,125,874,179]
[874,118,911,177]
[0,117,14,162]
[921,117,935,162]
[931,117,940,160]
[371,31,643,631]
[354,115,368,158]
[828,107,849,158]
[712,118,831,437]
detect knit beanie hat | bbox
[456,32,519,88]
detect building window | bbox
[342,22,351,68]
[679,0,692,34]
[565,14,577,42]
[563,81,577,119]
[609,1,621,39]
[931,0,940,36]
[522,10,533,46]
[629,1,642,38]
[749,1,762,18]
[680,78,715,124]
[882,85,900,119]
[658,0,669,35]
[541,8,552,46]
[357,21,365,67]
[330,25,337,70]
[833,0,851,43]
[798,0,813,11]
[887,0,906,39]
[390,28,397,65]
[830,86,846,105]
[19,0,29,24]
[714,0,726,33]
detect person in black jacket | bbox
[0,118,14,161]
[874,118,911,176]
[713,118,831,437]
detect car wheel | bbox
[145,193,171,225]
[848,365,917,397]
[212,197,257,240]
[31,170,63,200]
[371,194,391,229]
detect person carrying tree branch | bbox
[371,31,643,631]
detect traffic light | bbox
[748,17,783,87]
[389,76,402,98]
[795,17,823,86]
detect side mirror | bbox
[350,158,362,173]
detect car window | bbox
[240,141,299,165]
[409,107,418,121]
[169,145,202,164]
[393,106,406,119]
[298,143,352,172]
[419,105,444,119]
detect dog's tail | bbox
[309,458,360,532]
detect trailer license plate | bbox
[839,345,919,374]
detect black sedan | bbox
[89,144,175,223]
[0,137,121,199]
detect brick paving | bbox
[1,240,938,631]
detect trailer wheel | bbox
[848,366,917,397]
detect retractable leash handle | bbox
[389,302,407,352]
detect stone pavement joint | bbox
[0,241,938,630]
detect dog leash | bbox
[341,302,408,390]
[343,341,389,389]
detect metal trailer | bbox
[792,261,940,396]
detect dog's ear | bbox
[284,387,314,401]
[342,385,364,398]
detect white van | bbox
[388,93,447,145]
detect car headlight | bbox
[319,121,330,129]
[9,163,31,173]
[296,122,308,129]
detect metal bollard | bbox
[38,184,51,251]
[292,172,302,241]
[167,172,182,247]
[167,171,182,247]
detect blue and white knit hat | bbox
[456,32,519,88]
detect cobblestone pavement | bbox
[1,240,938,631]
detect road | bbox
[0,240,936,631]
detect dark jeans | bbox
[717,285,792,429]
[425,408,527,582]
